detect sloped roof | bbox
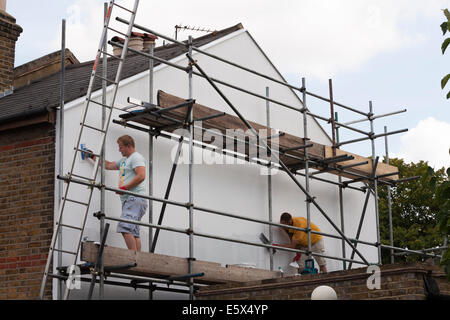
[0,23,243,124]
[13,48,80,89]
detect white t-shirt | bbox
[115,151,146,202]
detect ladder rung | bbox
[94,74,117,84]
[62,197,89,206]
[100,50,123,60]
[52,248,78,255]
[87,99,113,110]
[58,223,83,231]
[82,123,106,133]
[113,3,134,13]
[107,26,128,37]
[74,147,101,159]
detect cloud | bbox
[50,0,105,61]
[136,0,443,80]
[50,0,447,80]
[391,117,450,170]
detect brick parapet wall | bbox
[0,123,55,299]
[196,262,449,300]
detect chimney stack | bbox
[0,1,23,96]
[111,32,157,57]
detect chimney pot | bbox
[111,36,125,57]
[143,33,158,52]
[110,33,145,57]
[128,34,144,52]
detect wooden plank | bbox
[156,90,325,160]
[324,147,399,182]
[120,91,325,162]
[81,242,280,285]
[119,90,398,182]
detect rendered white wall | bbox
[56,29,378,300]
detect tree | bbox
[441,9,450,99]
[428,166,450,280]
[377,159,447,267]
[438,8,450,280]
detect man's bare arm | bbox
[276,239,300,249]
[121,166,145,189]
[91,154,118,170]
[105,160,118,170]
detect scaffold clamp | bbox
[93,211,105,220]
[188,59,198,68]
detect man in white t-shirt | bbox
[103,135,148,251]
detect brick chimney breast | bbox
[0,8,22,96]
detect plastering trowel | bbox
[259,233,276,254]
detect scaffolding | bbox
[41,0,447,300]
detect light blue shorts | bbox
[117,196,148,238]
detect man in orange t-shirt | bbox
[277,212,327,273]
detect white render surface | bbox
[55,29,377,299]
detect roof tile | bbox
[0,23,243,123]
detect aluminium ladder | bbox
[39,0,140,300]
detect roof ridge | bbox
[0,23,244,124]
[68,22,244,68]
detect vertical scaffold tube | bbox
[302,78,312,263]
[187,36,195,300]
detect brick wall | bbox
[0,122,55,299]
[196,262,449,300]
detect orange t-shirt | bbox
[288,217,322,246]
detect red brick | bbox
[27,254,41,261]
[0,123,54,300]
[196,263,448,301]
[17,262,31,268]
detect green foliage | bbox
[377,159,447,267]
[427,166,450,280]
[442,73,450,90]
[441,9,450,99]
[441,22,448,35]
[443,38,450,54]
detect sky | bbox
[6,0,450,170]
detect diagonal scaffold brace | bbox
[185,53,370,266]
[87,223,110,300]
